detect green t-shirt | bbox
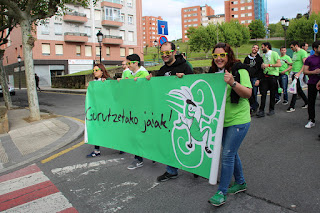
[262,51,280,76]
[279,55,292,75]
[224,69,252,127]
[121,66,149,79]
[291,49,308,73]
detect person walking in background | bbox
[256,42,281,118]
[35,73,41,92]
[243,44,263,116]
[121,60,131,79]
[301,42,309,55]
[207,43,252,207]
[87,64,111,157]
[303,41,320,129]
[146,41,193,182]
[275,47,292,105]
[286,41,309,112]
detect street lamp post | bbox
[280,16,290,48]
[96,30,103,63]
[154,40,159,63]
[17,55,21,90]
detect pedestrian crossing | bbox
[0,164,77,213]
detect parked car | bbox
[0,83,15,96]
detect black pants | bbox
[308,84,320,122]
[259,76,278,112]
[289,75,308,108]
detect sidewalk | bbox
[0,106,84,174]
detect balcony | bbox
[63,11,88,23]
[102,35,123,45]
[101,0,122,9]
[101,17,123,27]
[64,32,88,43]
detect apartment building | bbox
[208,14,226,25]
[224,0,266,25]
[142,16,163,47]
[2,0,143,87]
[309,0,320,14]
[181,5,215,42]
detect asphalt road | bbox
[5,89,320,212]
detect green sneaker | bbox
[208,191,226,207]
[227,182,247,194]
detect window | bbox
[234,15,238,18]
[248,6,252,9]
[121,13,125,22]
[127,0,132,7]
[241,14,245,17]
[120,30,125,40]
[41,21,50,35]
[106,47,110,56]
[193,24,197,27]
[128,31,134,41]
[241,7,245,10]
[85,26,91,37]
[234,1,238,4]
[42,44,50,55]
[54,23,62,35]
[94,10,101,21]
[84,9,91,19]
[105,7,121,21]
[240,0,245,3]
[120,0,124,4]
[232,7,238,11]
[241,20,245,24]
[248,20,252,23]
[129,48,134,55]
[76,45,81,56]
[248,13,252,16]
[96,46,100,56]
[128,15,133,24]
[85,45,92,56]
[120,47,126,57]
[55,44,63,55]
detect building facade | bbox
[225,0,265,25]
[181,5,215,42]
[142,16,162,47]
[2,0,143,87]
[309,0,320,14]
[207,14,226,25]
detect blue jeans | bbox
[275,74,288,101]
[218,122,250,195]
[166,165,178,175]
[249,78,259,110]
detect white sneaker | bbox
[305,120,315,129]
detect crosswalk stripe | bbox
[0,180,59,211]
[0,164,40,183]
[2,192,73,213]
[0,171,49,196]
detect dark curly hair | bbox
[210,43,240,73]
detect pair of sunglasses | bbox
[126,61,138,65]
[160,50,174,56]
[212,53,228,59]
[92,68,101,72]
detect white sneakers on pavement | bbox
[305,120,315,129]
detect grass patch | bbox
[65,66,119,76]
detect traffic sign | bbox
[157,20,168,35]
[314,22,318,34]
[159,36,168,45]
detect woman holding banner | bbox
[208,43,252,207]
[86,63,111,157]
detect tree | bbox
[248,20,266,40]
[0,0,93,121]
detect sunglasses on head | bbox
[92,68,101,72]
[126,61,138,65]
[212,53,228,59]
[160,50,174,56]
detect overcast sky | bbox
[142,0,310,41]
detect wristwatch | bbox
[231,81,237,88]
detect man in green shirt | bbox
[275,47,292,105]
[256,42,281,117]
[286,41,308,112]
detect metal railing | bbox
[103,35,122,39]
[104,16,122,22]
[65,11,86,17]
[102,0,121,4]
[64,32,88,36]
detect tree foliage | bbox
[187,21,250,57]
[248,19,266,40]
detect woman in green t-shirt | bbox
[208,43,252,207]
